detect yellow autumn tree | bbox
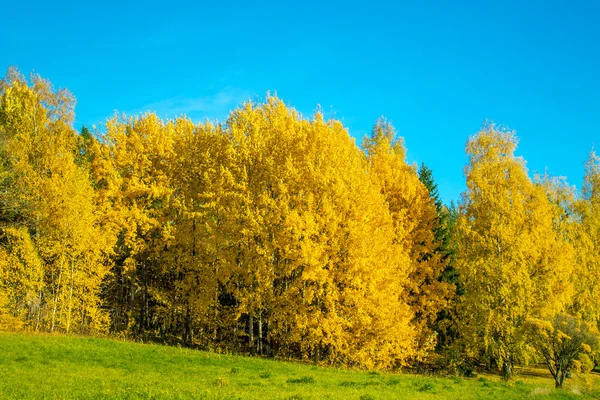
[221,97,416,368]
[165,117,243,347]
[363,118,454,359]
[571,151,600,329]
[0,67,112,333]
[0,226,44,330]
[455,124,573,379]
[88,113,176,336]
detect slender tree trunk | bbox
[140,262,147,335]
[51,258,64,332]
[213,277,218,343]
[556,368,565,388]
[34,289,42,331]
[502,356,512,381]
[249,313,254,354]
[66,257,75,333]
[183,306,190,345]
[265,319,270,356]
[555,363,568,388]
[234,322,238,352]
[258,311,263,355]
[80,299,86,331]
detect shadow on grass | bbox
[287,376,315,384]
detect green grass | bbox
[0,332,598,399]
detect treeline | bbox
[0,68,598,385]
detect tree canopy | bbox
[0,68,598,380]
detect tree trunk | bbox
[258,312,263,355]
[213,279,218,342]
[502,356,512,381]
[34,289,42,331]
[66,257,75,333]
[51,258,64,332]
[556,367,568,388]
[183,306,191,346]
[249,314,254,354]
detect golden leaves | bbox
[0,68,111,333]
[3,68,598,375]
[455,125,578,375]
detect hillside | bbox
[0,332,598,399]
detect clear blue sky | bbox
[2,0,599,204]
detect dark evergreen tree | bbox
[75,125,95,166]
[418,163,453,272]
[418,163,462,350]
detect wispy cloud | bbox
[129,87,252,122]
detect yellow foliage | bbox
[571,151,600,329]
[455,125,574,376]
[220,98,416,367]
[2,67,600,374]
[363,118,453,358]
[0,68,112,333]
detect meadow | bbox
[0,332,598,399]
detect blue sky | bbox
[2,0,598,204]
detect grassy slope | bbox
[0,332,598,399]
